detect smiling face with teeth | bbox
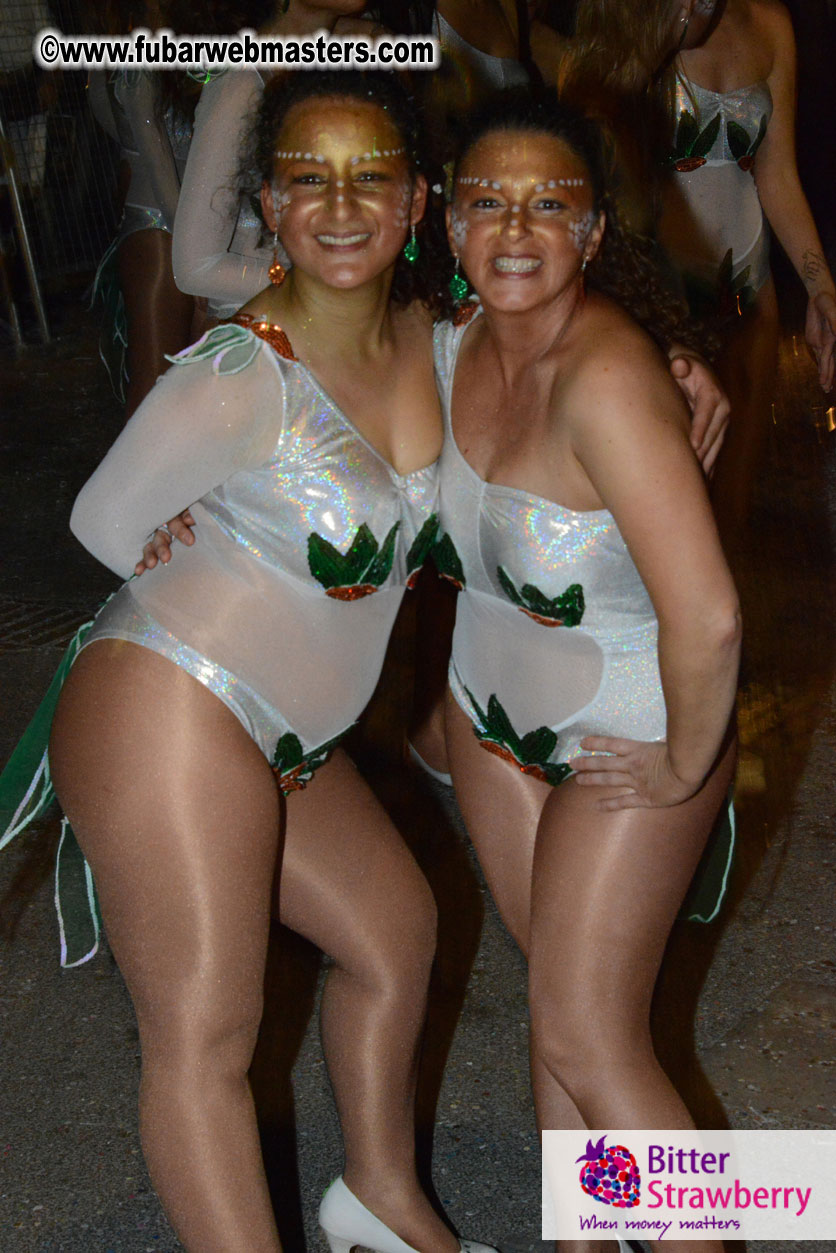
[261,96,426,291]
[448,129,605,314]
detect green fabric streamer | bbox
[0,619,102,966]
[680,794,736,923]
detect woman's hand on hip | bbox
[572,737,699,809]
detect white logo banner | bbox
[543,1130,836,1240]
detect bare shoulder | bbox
[748,0,795,63]
[564,296,688,439]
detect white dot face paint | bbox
[271,182,291,223]
[567,209,596,253]
[450,207,469,253]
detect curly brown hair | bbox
[452,87,713,355]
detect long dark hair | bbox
[241,70,453,317]
[453,87,711,353]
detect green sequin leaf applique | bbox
[406,514,440,586]
[683,247,755,321]
[669,110,721,171]
[519,726,559,762]
[464,688,572,787]
[497,567,585,626]
[365,522,400,587]
[676,109,700,156]
[432,531,466,589]
[728,114,768,170]
[272,730,347,793]
[726,119,751,162]
[308,521,400,599]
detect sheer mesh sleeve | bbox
[70,328,284,579]
[172,71,271,313]
[117,71,182,225]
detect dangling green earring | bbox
[449,259,469,302]
[403,225,419,265]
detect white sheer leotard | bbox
[661,74,773,312]
[435,315,665,783]
[72,321,437,788]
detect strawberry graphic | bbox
[576,1135,641,1209]
[272,730,347,793]
[308,522,400,599]
[726,114,768,172]
[667,109,721,171]
[465,689,572,786]
[497,567,584,627]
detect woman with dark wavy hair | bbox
[38,71,494,1253]
[438,89,740,1253]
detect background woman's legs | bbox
[118,228,195,420]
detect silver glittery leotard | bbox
[72,320,437,790]
[661,74,773,314]
[434,315,665,784]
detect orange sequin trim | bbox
[228,313,298,361]
[453,301,479,327]
[325,584,378,601]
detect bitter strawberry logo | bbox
[577,1135,641,1208]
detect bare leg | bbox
[277,751,459,1251]
[118,228,195,420]
[447,694,735,1253]
[49,642,283,1252]
[50,643,457,1252]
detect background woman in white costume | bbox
[48,71,495,1253]
[440,90,740,1253]
[660,0,836,539]
[564,0,836,546]
[89,0,199,416]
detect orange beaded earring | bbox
[269,232,286,286]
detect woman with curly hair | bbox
[438,88,740,1252]
[42,71,495,1253]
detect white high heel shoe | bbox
[318,1176,498,1253]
